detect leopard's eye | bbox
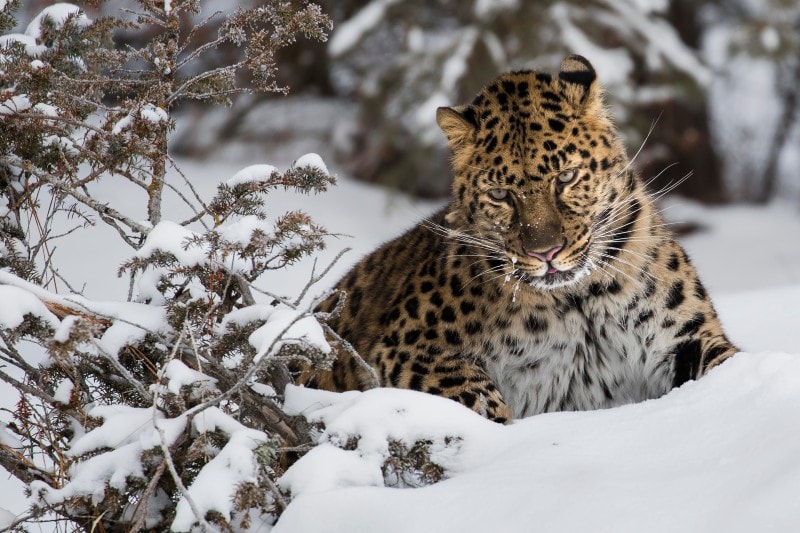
[557,169,577,185]
[487,188,509,201]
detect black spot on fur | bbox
[485,135,498,152]
[701,344,730,371]
[589,282,604,297]
[440,375,467,388]
[634,309,654,328]
[389,362,402,385]
[442,306,457,323]
[461,107,478,128]
[404,297,420,319]
[524,314,548,333]
[559,68,595,87]
[542,91,560,102]
[465,321,482,335]
[425,311,438,327]
[404,330,421,345]
[450,275,465,297]
[672,339,702,386]
[548,119,565,132]
[675,312,706,338]
[694,279,708,301]
[667,252,680,271]
[459,391,477,408]
[665,281,685,310]
[445,329,463,346]
[643,278,657,299]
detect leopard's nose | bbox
[525,244,563,262]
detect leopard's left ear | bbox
[558,54,602,112]
[436,105,478,153]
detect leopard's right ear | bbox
[558,54,602,113]
[436,105,478,152]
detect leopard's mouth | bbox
[507,252,592,290]
[511,266,579,289]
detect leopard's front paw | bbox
[447,382,511,424]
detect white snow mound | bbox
[276,351,800,533]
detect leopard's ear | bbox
[558,54,602,112]
[436,105,478,152]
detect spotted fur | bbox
[307,55,737,423]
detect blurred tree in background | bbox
[318,0,799,202]
[15,0,799,203]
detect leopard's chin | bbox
[510,259,593,291]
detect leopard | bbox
[307,54,738,423]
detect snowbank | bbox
[276,351,800,533]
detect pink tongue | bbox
[547,266,558,274]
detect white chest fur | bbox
[481,296,675,418]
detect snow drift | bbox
[276,351,800,533]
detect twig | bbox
[293,247,351,307]
[321,322,379,389]
[147,324,218,531]
[129,459,167,532]
[157,424,219,533]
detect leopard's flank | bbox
[309,55,737,423]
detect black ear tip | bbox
[559,54,596,86]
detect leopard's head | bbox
[437,55,636,291]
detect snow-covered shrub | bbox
[0,1,341,530]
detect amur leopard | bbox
[309,54,737,423]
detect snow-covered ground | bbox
[2,154,799,530]
[277,350,800,533]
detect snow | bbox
[111,113,134,135]
[140,103,169,124]
[215,214,268,246]
[163,359,218,396]
[53,378,74,404]
[0,508,14,530]
[0,422,22,448]
[226,163,279,186]
[171,407,268,531]
[293,152,329,175]
[25,4,88,40]
[135,220,206,266]
[32,404,164,506]
[90,300,170,357]
[32,102,58,116]
[276,351,800,533]
[0,34,46,56]
[665,199,800,293]
[0,285,59,329]
[248,305,331,361]
[0,94,33,116]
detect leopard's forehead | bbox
[459,70,615,188]
[470,70,584,130]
